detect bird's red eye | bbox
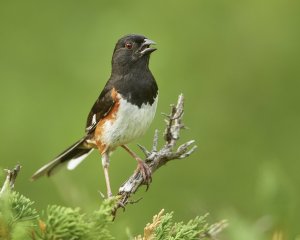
[125,42,132,49]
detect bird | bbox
[31,34,158,198]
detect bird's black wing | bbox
[85,86,116,134]
[31,85,118,180]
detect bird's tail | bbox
[31,137,94,180]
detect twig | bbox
[0,164,21,196]
[112,94,197,217]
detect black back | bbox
[86,34,158,133]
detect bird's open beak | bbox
[140,38,157,55]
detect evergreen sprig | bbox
[154,211,174,239]
[88,198,116,240]
[0,190,39,239]
[1,167,227,240]
[11,192,39,224]
[35,198,117,240]
[38,205,90,240]
[170,215,209,240]
[135,209,227,240]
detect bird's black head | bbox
[112,34,156,71]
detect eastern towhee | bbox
[32,34,158,198]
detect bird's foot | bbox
[135,158,152,189]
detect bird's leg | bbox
[121,145,152,186]
[101,152,113,198]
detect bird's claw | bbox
[136,159,152,189]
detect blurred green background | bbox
[0,0,300,239]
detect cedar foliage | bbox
[0,167,226,240]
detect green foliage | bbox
[35,198,116,240]
[0,188,224,240]
[0,175,116,240]
[0,190,38,240]
[170,215,209,240]
[88,198,115,240]
[38,205,90,240]
[154,211,173,239]
[154,212,210,240]
[11,192,39,224]
[0,194,116,240]
[134,209,227,240]
[1,168,226,240]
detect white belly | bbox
[100,95,158,150]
